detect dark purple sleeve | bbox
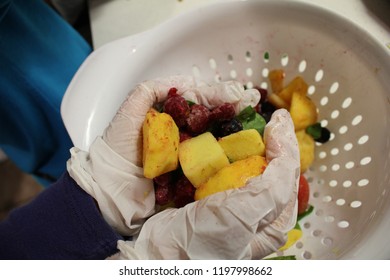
[0,172,123,259]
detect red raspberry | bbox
[186,104,211,135]
[153,172,173,187]
[153,172,175,205]
[167,87,178,96]
[163,92,190,128]
[179,131,192,142]
[155,184,174,206]
[174,176,195,208]
[210,103,236,121]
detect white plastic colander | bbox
[61,0,390,259]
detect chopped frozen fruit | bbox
[155,183,174,206]
[174,175,196,208]
[186,104,211,135]
[214,118,243,138]
[210,103,236,121]
[179,131,192,142]
[163,90,190,128]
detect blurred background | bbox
[0,0,91,221]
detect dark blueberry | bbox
[260,101,277,123]
[214,118,243,138]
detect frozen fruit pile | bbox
[145,71,331,216]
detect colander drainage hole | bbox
[315,69,324,82]
[329,180,337,187]
[336,198,346,206]
[337,220,349,228]
[230,70,237,79]
[246,81,254,89]
[360,156,372,166]
[209,58,217,69]
[330,148,339,156]
[262,68,269,78]
[331,164,340,171]
[357,179,369,187]
[324,215,335,223]
[263,51,269,63]
[350,200,362,208]
[351,115,363,126]
[315,209,323,216]
[280,54,289,66]
[308,85,315,95]
[298,60,307,72]
[329,82,339,94]
[246,67,253,77]
[320,96,328,106]
[339,125,348,134]
[245,51,252,62]
[332,163,340,171]
[344,143,353,151]
[322,237,333,246]
[302,251,312,259]
[331,109,340,119]
[342,97,353,109]
[319,151,327,159]
[343,180,352,188]
[295,241,303,249]
[358,135,369,145]
[227,54,234,64]
[345,161,355,169]
[312,229,321,237]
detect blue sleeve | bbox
[0,0,92,187]
[0,172,123,260]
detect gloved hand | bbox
[115,108,300,260]
[67,76,300,259]
[67,76,261,236]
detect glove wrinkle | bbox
[68,137,155,236]
[68,77,300,260]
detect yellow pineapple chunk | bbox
[268,92,290,109]
[179,132,229,187]
[195,155,267,200]
[279,228,303,251]
[142,108,179,179]
[290,91,318,131]
[296,130,315,173]
[278,76,308,104]
[268,69,285,93]
[218,129,265,162]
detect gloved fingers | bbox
[134,190,264,259]
[264,109,300,163]
[68,137,156,236]
[181,81,261,113]
[129,109,299,259]
[249,228,286,259]
[103,75,196,164]
[116,75,196,120]
[132,171,296,260]
[247,159,299,260]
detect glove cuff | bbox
[67,137,155,236]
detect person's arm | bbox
[0,172,122,260]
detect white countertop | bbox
[88,0,390,50]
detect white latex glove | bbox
[113,109,300,260]
[67,76,260,236]
[181,81,261,114]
